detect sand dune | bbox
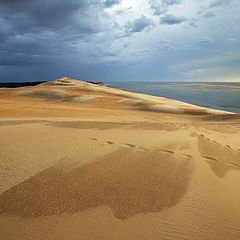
[0,77,240,240]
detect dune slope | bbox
[0,77,240,240]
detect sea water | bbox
[107,82,240,113]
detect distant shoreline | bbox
[0,81,46,88]
[108,82,240,113]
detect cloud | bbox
[163,0,184,4]
[183,68,207,76]
[103,0,121,8]
[202,11,216,18]
[0,0,239,82]
[226,37,237,44]
[157,40,177,51]
[209,0,231,8]
[0,0,129,81]
[189,20,198,27]
[0,1,118,31]
[125,15,154,33]
[160,14,188,25]
[0,0,119,68]
[197,37,215,45]
[149,0,184,15]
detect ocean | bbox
[107,82,240,113]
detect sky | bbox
[0,0,239,82]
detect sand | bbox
[0,77,240,240]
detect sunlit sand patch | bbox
[0,148,193,220]
[119,98,184,114]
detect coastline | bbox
[0,77,234,119]
[107,81,240,114]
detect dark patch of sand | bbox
[0,148,192,220]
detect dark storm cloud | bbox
[0,0,114,70]
[160,14,187,25]
[0,0,108,32]
[0,1,83,24]
[126,15,154,33]
[0,32,72,67]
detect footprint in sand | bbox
[203,156,218,162]
[90,138,115,146]
[90,138,98,141]
[228,162,240,168]
[124,143,136,148]
[190,132,197,137]
[139,147,149,152]
[160,149,175,154]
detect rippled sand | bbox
[0,77,240,240]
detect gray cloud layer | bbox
[0,0,239,82]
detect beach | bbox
[0,77,240,240]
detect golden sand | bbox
[0,77,240,240]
